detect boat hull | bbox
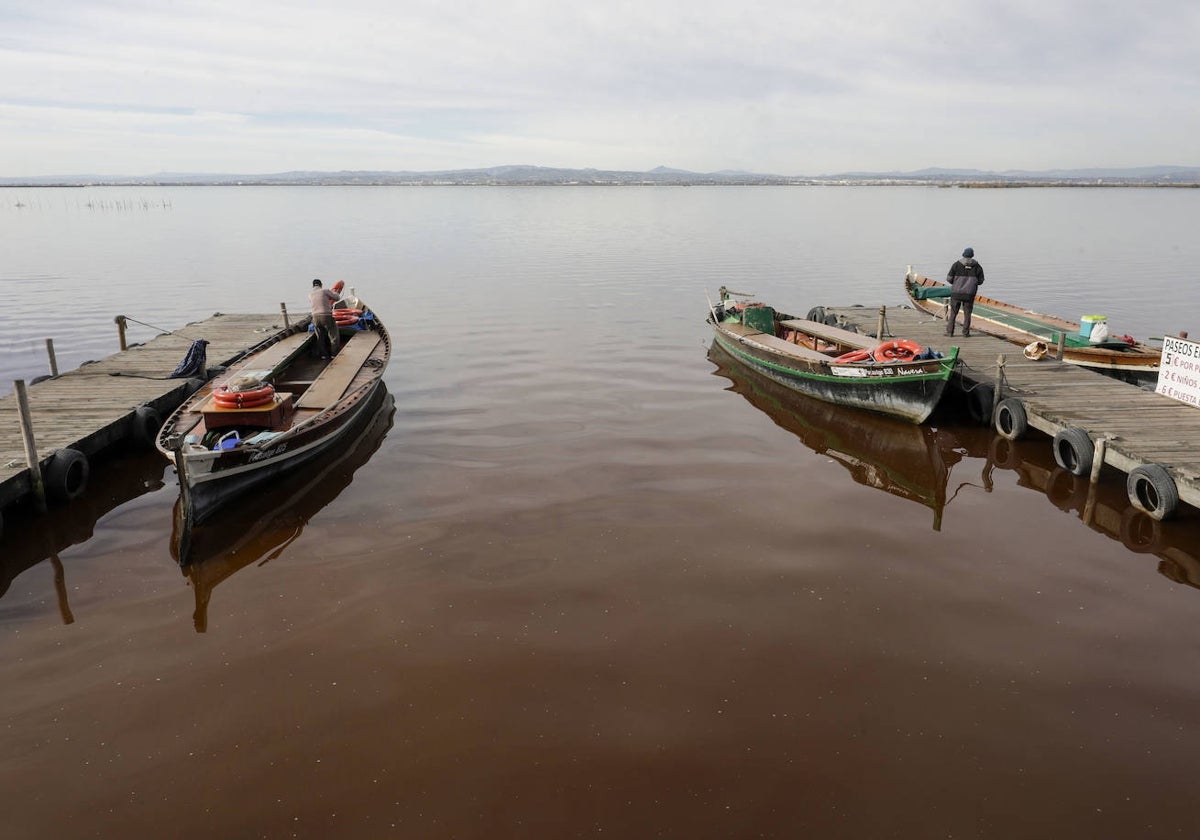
[182,380,386,525]
[711,323,957,424]
[905,271,1160,387]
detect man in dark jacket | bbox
[946,247,985,337]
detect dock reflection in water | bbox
[0,449,169,620]
[173,388,395,632]
[711,340,1200,590]
[990,433,1200,592]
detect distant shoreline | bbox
[2,179,1198,188]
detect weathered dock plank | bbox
[823,304,1200,518]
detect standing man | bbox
[310,278,340,358]
[946,247,985,337]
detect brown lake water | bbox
[3,186,1200,838]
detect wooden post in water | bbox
[14,380,47,514]
[1055,331,1066,360]
[280,302,290,328]
[876,306,886,340]
[115,315,128,350]
[45,338,59,376]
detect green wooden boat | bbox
[708,291,958,424]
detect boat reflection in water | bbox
[172,387,395,632]
[708,340,987,530]
[710,340,1200,591]
[0,450,169,623]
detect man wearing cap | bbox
[945,247,985,337]
[309,278,340,358]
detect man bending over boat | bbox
[946,247,985,337]
[310,278,341,358]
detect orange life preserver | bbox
[213,384,276,408]
[332,280,345,294]
[833,348,872,364]
[871,339,924,362]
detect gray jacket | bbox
[947,258,985,299]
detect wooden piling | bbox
[45,338,59,376]
[15,380,47,514]
[115,315,128,350]
[280,302,290,328]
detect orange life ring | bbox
[833,348,872,363]
[334,314,360,326]
[332,280,345,294]
[334,308,363,317]
[871,339,923,362]
[213,384,276,408]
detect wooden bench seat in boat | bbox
[778,319,877,351]
[294,331,382,410]
[227,331,316,382]
[721,321,834,363]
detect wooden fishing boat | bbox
[707,292,958,424]
[155,288,390,528]
[905,269,1161,386]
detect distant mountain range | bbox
[3,164,1199,187]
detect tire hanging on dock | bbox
[1052,427,1093,477]
[1127,463,1179,521]
[994,398,1029,440]
[44,448,89,504]
[132,406,162,451]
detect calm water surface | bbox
[3,186,1200,838]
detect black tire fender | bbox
[45,448,89,504]
[1127,463,1179,521]
[967,384,994,426]
[132,406,162,450]
[995,398,1029,440]
[1052,427,1093,476]
[805,306,826,323]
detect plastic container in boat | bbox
[1080,314,1106,338]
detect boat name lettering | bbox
[248,444,288,462]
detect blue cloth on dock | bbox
[169,339,209,378]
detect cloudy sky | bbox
[2,0,1197,177]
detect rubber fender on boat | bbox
[132,406,162,450]
[805,306,826,323]
[44,448,89,504]
[994,398,1029,440]
[1127,463,1179,521]
[1052,427,1093,477]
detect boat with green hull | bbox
[707,292,958,424]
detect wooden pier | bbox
[0,313,293,533]
[823,304,1199,519]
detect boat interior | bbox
[181,328,384,450]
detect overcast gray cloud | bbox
[1,0,1197,176]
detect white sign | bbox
[1156,335,1200,407]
